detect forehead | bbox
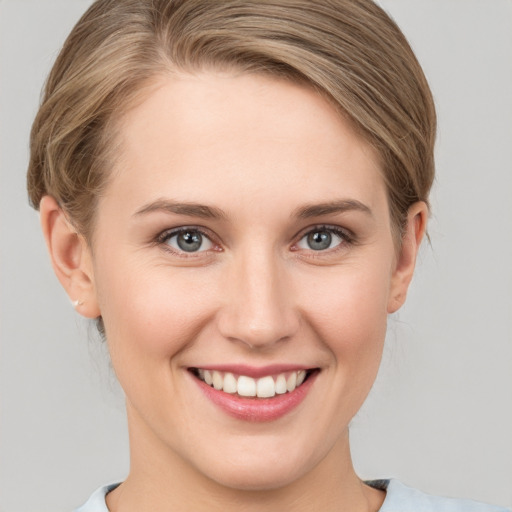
[104,71,387,220]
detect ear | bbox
[387,201,428,314]
[39,195,101,319]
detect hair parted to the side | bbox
[27,0,436,243]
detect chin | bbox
[210,462,307,492]
[190,438,323,492]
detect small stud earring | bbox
[72,299,84,308]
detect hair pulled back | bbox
[27,0,436,241]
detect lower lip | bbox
[193,372,318,422]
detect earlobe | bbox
[39,196,101,319]
[387,201,428,314]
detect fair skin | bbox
[40,72,426,512]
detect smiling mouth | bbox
[190,368,317,398]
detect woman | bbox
[24,1,510,511]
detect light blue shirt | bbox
[74,479,511,511]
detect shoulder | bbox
[73,480,510,512]
[73,483,120,512]
[367,479,511,512]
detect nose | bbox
[217,247,300,350]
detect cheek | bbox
[299,264,391,344]
[296,262,391,395]
[95,258,215,364]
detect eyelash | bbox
[156,227,219,258]
[292,225,355,256]
[155,224,355,257]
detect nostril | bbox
[230,333,292,351]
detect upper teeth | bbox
[198,369,307,397]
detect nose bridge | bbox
[218,244,298,348]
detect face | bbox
[84,71,417,490]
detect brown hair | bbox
[27,0,436,241]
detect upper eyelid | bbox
[153,224,354,252]
[291,226,356,261]
[154,226,221,256]
[293,224,354,243]
[157,226,216,243]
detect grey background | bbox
[1,0,511,510]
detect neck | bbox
[107,404,384,512]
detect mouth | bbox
[189,367,317,398]
[189,365,320,421]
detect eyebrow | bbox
[134,199,227,220]
[133,198,372,221]
[293,199,373,219]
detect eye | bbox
[161,228,214,253]
[296,227,348,251]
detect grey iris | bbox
[177,231,203,252]
[307,230,332,250]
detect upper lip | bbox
[188,364,315,378]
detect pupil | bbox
[307,231,331,251]
[177,231,202,252]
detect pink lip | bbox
[191,370,318,422]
